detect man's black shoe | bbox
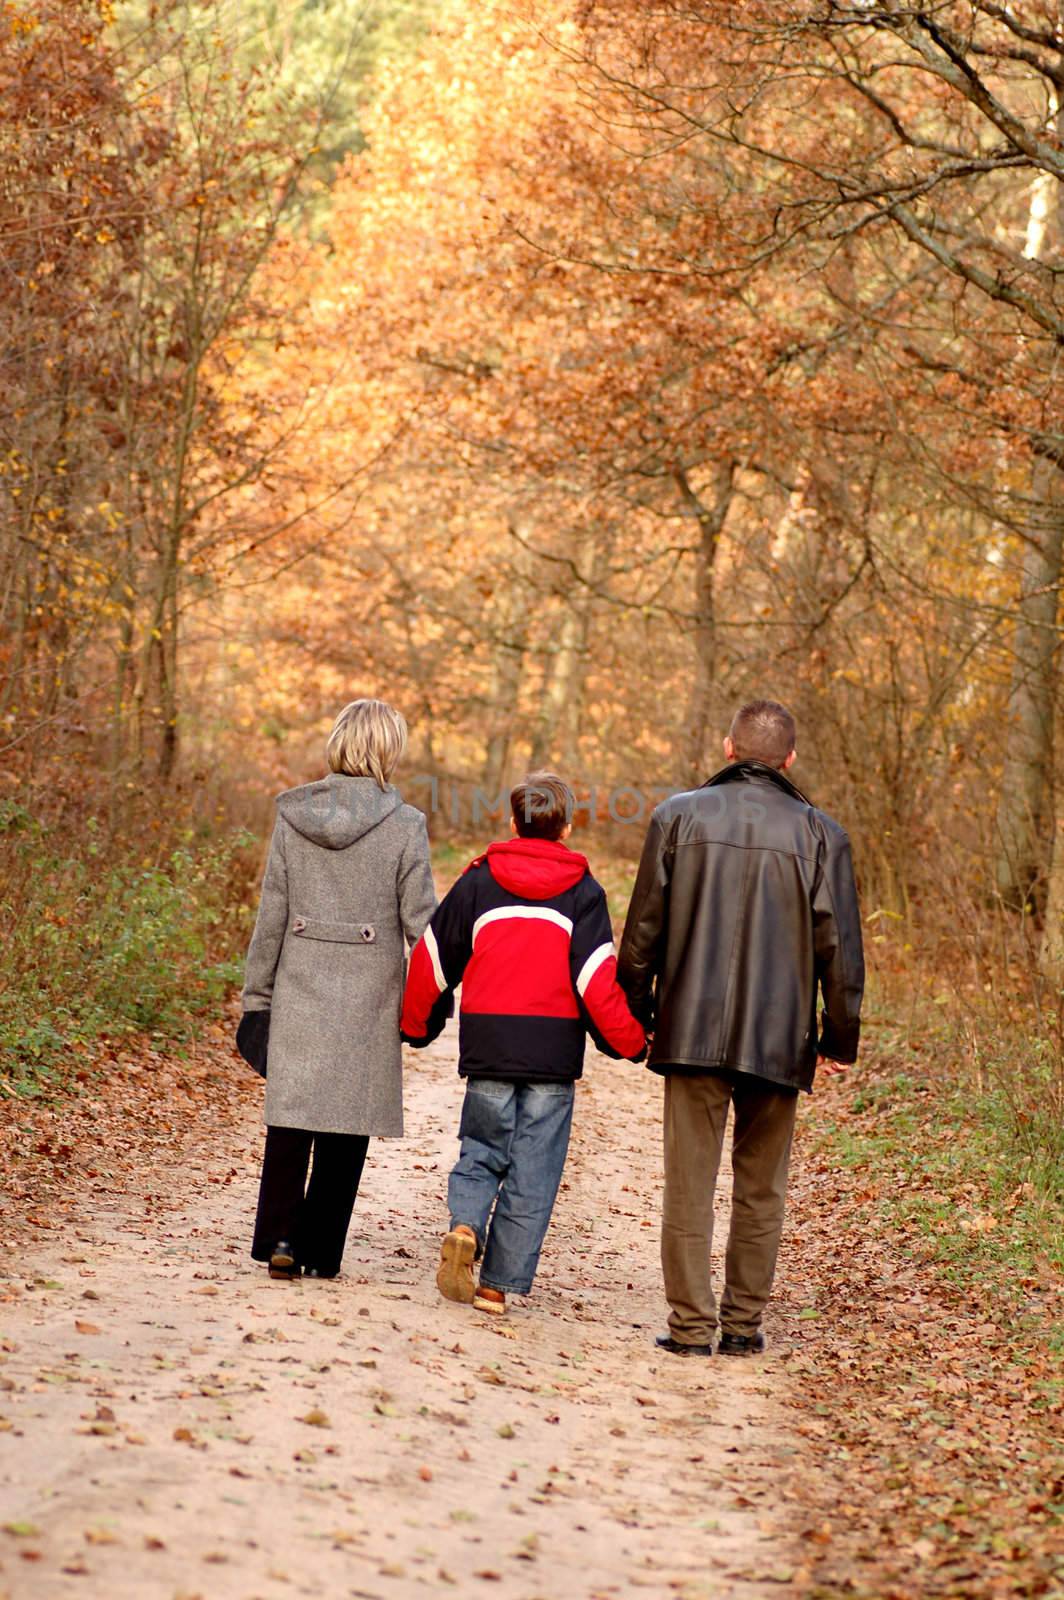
[718,1330,766,1356]
[303,1267,338,1279]
[655,1334,713,1357]
[268,1241,300,1280]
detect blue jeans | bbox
[447,1078,575,1295]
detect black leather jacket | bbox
[617,762,864,1092]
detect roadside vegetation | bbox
[0,802,255,1096]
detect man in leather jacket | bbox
[618,700,864,1356]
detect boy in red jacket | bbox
[401,772,646,1315]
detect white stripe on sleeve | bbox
[575,941,614,997]
[424,924,446,993]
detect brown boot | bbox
[436,1225,476,1304]
[473,1284,506,1316]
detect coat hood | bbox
[477,837,589,899]
[276,774,402,849]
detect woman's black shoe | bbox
[303,1267,339,1279]
[718,1330,766,1356]
[268,1241,300,1280]
[655,1334,713,1357]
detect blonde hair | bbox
[326,699,408,788]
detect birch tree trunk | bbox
[995,67,1064,913]
[994,459,1064,910]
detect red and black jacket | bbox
[400,837,647,1081]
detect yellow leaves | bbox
[959,1212,999,1235]
[299,1407,331,1428]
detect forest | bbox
[5,0,1064,1176]
[1,4,1062,1596]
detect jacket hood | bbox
[276,773,401,849]
[477,837,589,898]
[703,760,813,806]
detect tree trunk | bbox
[676,460,735,787]
[1041,801,1064,979]
[527,534,597,771]
[994,458,1064,910]
[482,632,525,797]
[527,602,585,770]
[482,525,536,794]
[997,73,1063,914]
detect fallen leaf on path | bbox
[299,1408,330,1428]
[74,1320,101,1335]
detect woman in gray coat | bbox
[240,698,437,1279]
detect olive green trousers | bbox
[661,1071,798,1344]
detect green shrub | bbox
[0,802,255,1095]
[814,996,1064,1299]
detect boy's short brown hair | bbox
[510,771,575,841]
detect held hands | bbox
[817,1054,851,1078]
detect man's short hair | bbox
[728,700,796,769]
[510,771,575,841]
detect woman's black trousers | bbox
[251,1125,369,1276]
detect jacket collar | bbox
[702,760,813,806]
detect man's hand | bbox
[817,1055,851,1077]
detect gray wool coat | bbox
[241,774,437,1137]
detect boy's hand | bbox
[817,1055,851,1077]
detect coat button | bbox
[361,925,375,942]
[292,916,307,933]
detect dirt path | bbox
[0,1030,803,1600]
